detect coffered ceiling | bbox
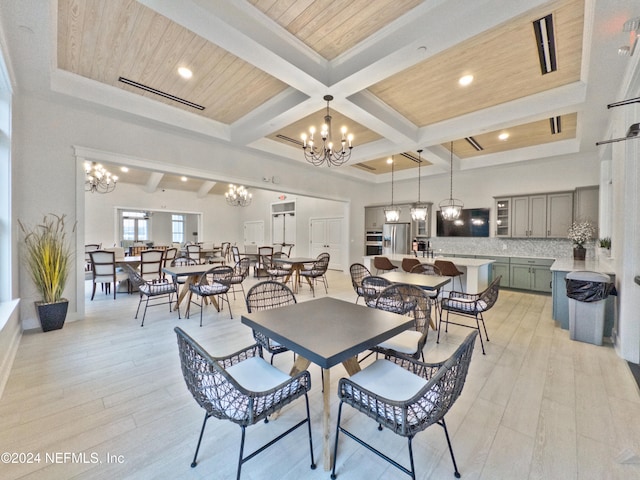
[4,0,635,191]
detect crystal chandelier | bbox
[301,95,354,167]
[410,149,428,221]
[85,162,117,194]
[384,156,401,222]
[225,184,252,207]
[439,141,464,220]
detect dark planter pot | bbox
[573,246,586,261]
[35,299,69,332]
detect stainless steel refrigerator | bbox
[382,223,411,255]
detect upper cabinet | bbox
[574,185,599,234]
[495,191,573,238]
[364,206,386,230]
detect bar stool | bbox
[434,259,465,292]
[373,256,397,274]
[401,257,421,272]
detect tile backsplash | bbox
[427,237,594,260]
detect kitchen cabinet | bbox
[496,191,573,238]
[483,255,510,285]
[412,203,432,238]
[495,198,511,237]
[364,206,385,230]
[509,257,553,292]
[574,185,599,233]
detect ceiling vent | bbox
[465,137,483,151]
[276,134,303,146]
[118,77,205,110]
[533,14,557,74]
[400,152,421,163]
[550,116,562,134]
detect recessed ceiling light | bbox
[458,74,474,86]
[386,157,393,164]
[178,67,192,79]
[120,166,129,172]
[499,132,509,141]
[181,176,188,182]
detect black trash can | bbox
[566,271,615,345]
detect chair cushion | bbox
[445,299,487,313]
[193,283,228,295]
[139,282,176,296]
[348,359,426,402]
[376,330,423,355]
[226,357,290,392]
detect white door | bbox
[243,221,264,248]
[310,217,343,270]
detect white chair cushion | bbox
[446,299,487,313]
[348,359,427,402]
[227,357,290,392]
[376,330,423,355]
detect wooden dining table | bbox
[241,297,413,471]
[162,264,220,316]
[273,256,316,293]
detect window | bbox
[172,214,184,243]
[122,211,149,242]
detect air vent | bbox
[550,116,562,134]
[400,152,421,163]
[627,123,640,137]
[275,134,303,146]
[533,14,557,74]
[118,77,205,110]
[465,137,483,151]
[354,163,376,171]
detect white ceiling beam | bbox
[145,172,164,193]
[197,181,216,198]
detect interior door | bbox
[310,217,343,271]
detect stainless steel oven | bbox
[365,230,382,255]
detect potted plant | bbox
[597,237,611,258]
[567,221,595,261]
[19,214,75,331]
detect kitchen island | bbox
[363,254,495,292]
[550,257,616,336]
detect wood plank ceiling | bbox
[57,0,585,186]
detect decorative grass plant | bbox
[19,213,75,304]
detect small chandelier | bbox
[225,184,252,207]
[439,141,464,220]
[301,95,354,167]
[410,149,428,221]
[85,162,117,194]
[384,156,401,222]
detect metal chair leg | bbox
[191,412,210,468]
[440,418,461,478]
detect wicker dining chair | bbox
[245,280,297,364]
[438,276,502,355]
[229,257,251,301]
[266,252,294,288]
[331,331,478,480]
[349,263,371,304]
[360,275,392,307]
[411,263,444,318]
[299,252,330,297]
[122,263,180,326]
[174,327,315,480]
[372,283,432,361]
[188,265,234,326]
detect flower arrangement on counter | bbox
[568,221,595,249]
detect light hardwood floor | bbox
[1,271,639,479]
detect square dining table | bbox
[162,264,221,316]
[273,256,316,293]
[241,296,413,470]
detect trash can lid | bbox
[566,271,611,283]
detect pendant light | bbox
[410,149,428,221]
[384,156,400,222]
[439,141,464,220]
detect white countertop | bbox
[364,254,495,267]
[550,257,615,275]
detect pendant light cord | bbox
[391,156,395,206]
[449,141,454,199]
[417,149,422,203]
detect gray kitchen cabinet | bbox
[574,185,599,233]
[509,257,553,292]
[500,192,573,238]
[365,206,385,230]
[512,195,546,237]
[546,192,574,237]
[483,255,510,285]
